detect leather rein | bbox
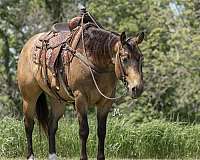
[77,13,129,100]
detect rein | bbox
[79,12,128,100]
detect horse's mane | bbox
[83,25,119,64]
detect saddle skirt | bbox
[32,30,76,100]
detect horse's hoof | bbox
[48,153,57,160]
[97,155,105,160]
[80,158,88,160]
[27,154,35,160]
[80,156,88,160]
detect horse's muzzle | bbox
[129,84,143,98]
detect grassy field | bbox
[0,158,131,160]
[0,158,135,160]
[0,116,200,159]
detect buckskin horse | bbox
[17,11,144,160]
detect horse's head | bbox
[114,32,144,98]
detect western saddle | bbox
[32,8,102,101]
[33,18,84,101]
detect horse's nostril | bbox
[132,87,137,94]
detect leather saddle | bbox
[33,28,74,96]
[32,16,93,100]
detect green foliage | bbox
[1,117,200,159]
[0,0,78,117]
[0,0,200,159]
[0,0,199,122]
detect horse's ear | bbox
[120,31,127,45]
[135,32,144,44]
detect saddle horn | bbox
[78,3,87,14]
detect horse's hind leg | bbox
[23,99,37,160]
[19,81,42,159]
[48,98,65,160]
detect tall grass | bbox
[0,116,200,159]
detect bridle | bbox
[116,50,128,88]
[116,41,144,89]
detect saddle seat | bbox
[51,22,70,32]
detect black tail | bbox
[36,92,49,135]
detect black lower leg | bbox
[79,114,89,160]
[48,113,59,154]
[97,113,108,160]
[24,117,35,159]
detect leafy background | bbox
[0,0,200,131]
[0,0,200,158]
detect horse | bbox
[17,21,144,160]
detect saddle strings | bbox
[81,13,128,100]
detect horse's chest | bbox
[69,64,116,104]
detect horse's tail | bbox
[36,92,49,135]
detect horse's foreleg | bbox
[77,113,89,160]
[75,91,89,160]
[48,98,65,160]
[96,101,112,160]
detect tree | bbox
[0,0,199,123]
[0,0,78,117]
[89,0,200,122]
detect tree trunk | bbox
[45,0,63,23]
[0,29,11,86]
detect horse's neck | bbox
[75,27,120,71]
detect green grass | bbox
[0,158,133,160]
[0,116,200,159]
[0,158,128,160]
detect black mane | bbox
[83,26,119,64]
